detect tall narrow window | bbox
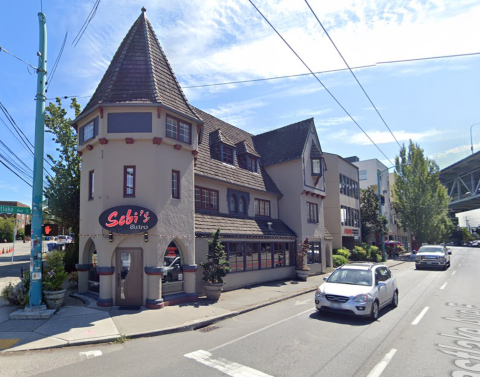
[124,166,135,197]
[239,196,246,215]
[307,202,318,223]
[172,170,180,199]
[255,199,270,217]
[247,156,258,172]
[229,194,237,214]
[222,146,234,164]
[88,170,94,200]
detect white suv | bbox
[315,263,398,320]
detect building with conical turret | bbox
[74,8,333,309]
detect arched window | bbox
[87,242,99,294]
[239,196,246,214]
[229,194,237,214]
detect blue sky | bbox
[1,0,480,208]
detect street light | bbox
[470,123,480,154]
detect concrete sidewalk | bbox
[0,258,409,353]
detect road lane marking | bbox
[452,271,456,275]
[440,283,448,290]
[295,299,311,306]
[209,308,313,352]
[412,307,429,325]
[79,350,102,358]
[185,350,273,377]
[366,349,397,377]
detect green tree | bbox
[200,228,230,284]
[43,98,81,267]
[0,217,15,242]
[393,140,452,244]
[360,187,388,243]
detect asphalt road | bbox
[1,246,479,377]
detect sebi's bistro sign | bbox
[99,205,158,234]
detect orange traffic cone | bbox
[1,248,4,254]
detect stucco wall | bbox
[78,106,199,304]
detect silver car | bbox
[315,263,398,320]
[415,245,451,270]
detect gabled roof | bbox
[193,107,282,195]
[310,141,322,159]
[78,8,201,122]
[236,140,261,157]
[253,118,314,166]
[209,129,236,148]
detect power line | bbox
[0,160,32,187]
[305,0,402,149]
[46,32,68,92]
[72,0,101,47]
[247,0,395,166]
[45,50,480,100]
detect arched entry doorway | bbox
[115,248,143,306]
[162,241,184,295]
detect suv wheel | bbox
[370,301,379,320]
[391,290,398,308]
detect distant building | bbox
[0,201,31,231]
[323,153,361,250]
[351,158,393,246]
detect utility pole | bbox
[29,12,47,308]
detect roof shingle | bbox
[195,210,296,238]
[253,118,313,166]
[79,10,201,122]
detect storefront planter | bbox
[295,269,309,281]
[203,283,223,301]
[43,289,67,309]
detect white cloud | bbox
[280,108,331,119]
[347,129,443,145]
[316,116,354,127]
[65,0,480,99]
[205,99,268,128]
[432,143,480,159]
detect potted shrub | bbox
[296,237,310,281]
[42,249,69,309]
[200,228,230,301]
[1,283,17,305]
[1,271,30,306]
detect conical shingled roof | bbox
[79,9,201,122]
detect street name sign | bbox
[0,205,31,215]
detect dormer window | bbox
[247,156,258,172]
[222,146,234,165]
[312,158,322,175]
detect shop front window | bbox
[162,242,184,284]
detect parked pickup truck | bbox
[415,245,451,270]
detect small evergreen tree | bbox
[200,228,230,284]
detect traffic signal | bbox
[42,224,59,237]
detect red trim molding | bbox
[125,138,134,144]
[98,107,104,119]
[157,107,162,119]
[77,151,83,156]
[153,137,163,145]
[174,144,182,150]
[191,150,199,156]
[99,138,108,145]
[86,144,93,151]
